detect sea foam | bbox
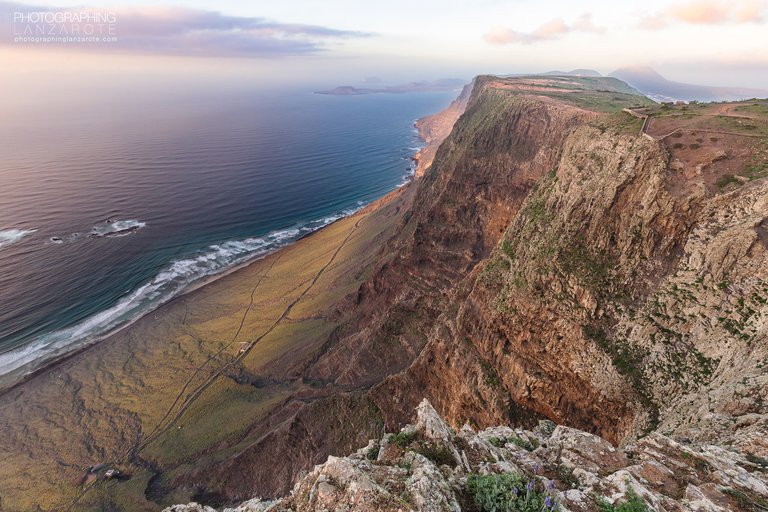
[0,205,364,388]
[0,229,36,249]
[89,219,146,237]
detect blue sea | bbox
[0,86,457,389]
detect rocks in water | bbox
[164,399,768,511]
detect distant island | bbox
[316,78,466,95]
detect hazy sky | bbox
[1,0,767,90]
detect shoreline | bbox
[0,196,391,397]
[411,81,473,176]
[0,110,441,396]
[0,84,472,512]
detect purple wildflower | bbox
[546,480,555,490]
[527,480,535,492]
[545,496,554,508]
[513,486,519,495]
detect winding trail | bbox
[63,214,366,512]
[624,107,766,140]
[139,254,281,447]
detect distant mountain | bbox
[610,66,768,102]
[316,78,466,95]
[543,69,602,77]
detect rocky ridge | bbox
[165,399,768,511]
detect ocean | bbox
[0,86,457,389]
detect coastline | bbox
[411,81,473,176]
[0,93,457,395]
[0,209,359,393]
[0,193,393,397]
[0,84,471,512]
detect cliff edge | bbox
[166,399,768,511]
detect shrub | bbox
[467,473,559,511]
[536,419,557,437]
[481,360,502,388]
[366,445,379,461]
[388,431,417,448]
[501,238,515,259]
[509,435,535,452]
[488,436,506,448]
[596,486,650,512]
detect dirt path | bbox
[624,108,764,141]
[63,214,367,512]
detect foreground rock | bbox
[165,399,768,511]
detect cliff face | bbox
[169,76,768,506]
[374,120,686,443]
[412,80,474,177]
[368,77,768,453]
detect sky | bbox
[1,0,767,92]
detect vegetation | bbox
[556,466,579,489]
[744,144,768,181]
[746,453,768,472]
[559,239,614,294]
[487,435,538,451]
[388,431,460,469]
[509,435,537,451]
[582,325,659,430]
[480,360,502,388]
[596,486,650,512]
[488,436,506,448]
[467,472,560,511]
[501,237,516,259]
[388,431,417,448]
[480,255,511,288]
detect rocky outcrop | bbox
[166,399,768,511]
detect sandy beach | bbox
[0,94,465,510]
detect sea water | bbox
[0,85,456,388]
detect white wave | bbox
[0,229,36,249]
[0,205,366,388]
[89,219,146,238]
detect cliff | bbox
[3,75,767,512]
[165,76,768,507]
[412,80,474,176]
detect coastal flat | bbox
[0,186,412,511]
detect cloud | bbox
[484,13,603,45]
[640,0,765,29]
[0,2,368,57]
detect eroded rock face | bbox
[165,399,768,511]
[368,80,768,450]
[169,77,768,503]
